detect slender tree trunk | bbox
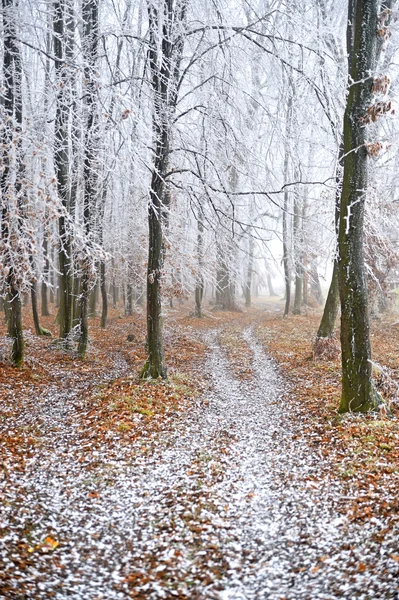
[293,186,303,315]
[282,189,291,316]
[30,256,51,336]
[126,283,133,316]
[100,260,108,328]
[111,258,118,308]
[338,0,380,413]
[73,276,80,325]
[50,245,55,304]
[41,231,50,316]
[195,214,204,318]
[31,282,51,337]
[282,90,294,317]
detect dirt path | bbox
[0,327,398,599]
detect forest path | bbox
[0,324,398,599]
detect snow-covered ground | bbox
[0,329,398,599]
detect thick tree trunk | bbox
[338,0,380,413]
[54,0,74,340]
[8,288,24,367]
[142,0,187,378]
[142,193,166,378]
[78,0,99,358]
[1,0,24,366]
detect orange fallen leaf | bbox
[42,536,59,551]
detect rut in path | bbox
[0,328,398,599]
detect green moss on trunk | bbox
[338,0,380,413]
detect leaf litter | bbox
[0,307,398,599]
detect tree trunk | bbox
[1,0,24,366]
[142,193,166,378]
[31,281,51,337]
[318,263,339,335]
[141,0,187,378]
[338,0,380,413]
[126,283,133,316]
[41,231,50,316]
[282,89,293,317]
[73,276,80,325]
[8,289,24,367]
[78,0,99,358]
[100,260,108,328]
[89,279,98,317]
[50,245,55,304]
[195,214,204,318]
[282,187,291,317]
[54,0,74,341]
[293,180,303,315]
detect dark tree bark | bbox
[338,0,381,413]
[141,0,187,379]
[78,0,99,358]
[54,0,74,340]
[100,260,108,328]
[1,0,24,366]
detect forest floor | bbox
[0,299,398,599]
